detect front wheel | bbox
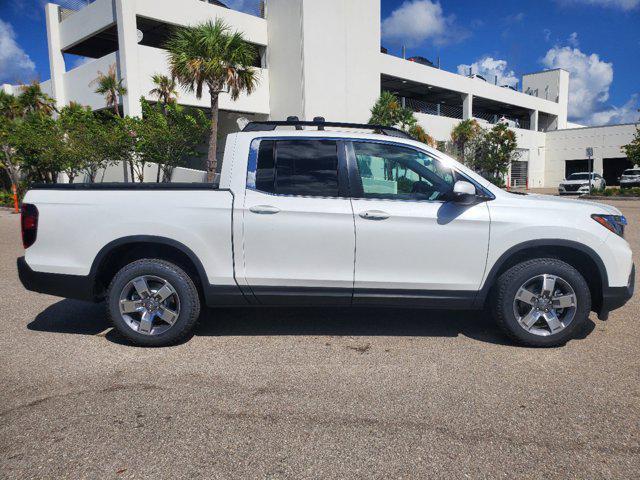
[107,259,201,347]
[492,258,591,347]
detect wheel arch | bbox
[89,236,209,300]
[477,239,608,312]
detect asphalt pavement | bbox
[1,200,639,479]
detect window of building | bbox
[254,140,340,197]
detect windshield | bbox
[623,169,640,176]
[568,173,591,180]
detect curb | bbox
[0,206,19,213]
[579,196,640,202]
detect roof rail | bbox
[242,117,414,139]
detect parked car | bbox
[18,120,634,348]
[502,85,517,91]
[558,172,606,195]
[468,74,486,81]
[407,56,434,67]
[619,168,640,188]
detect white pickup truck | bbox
[18,120,635,347]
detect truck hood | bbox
[503,193,622,216]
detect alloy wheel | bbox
[512,274,577,336]
[119,275,181,336]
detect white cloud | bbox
[541,45,614,123]
[567,32,579,47]
[382,0,467,47]
[588,94,640,125]
[504,12,525,23]
[557,0,640,10]
[457,57,519,87]
[0,18,36,84]
[541,44,639,125]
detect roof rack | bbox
[242,116,413,139]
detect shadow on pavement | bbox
[27,299,596,347]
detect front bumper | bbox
[559,185,590,195]
[598,264,635,320]
[620,181,640,188]
[17,256,94,301]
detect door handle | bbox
[249,205,280,215]
[359,210,390,221]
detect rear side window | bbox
[253,139,339,197]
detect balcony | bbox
[62,47,270,115]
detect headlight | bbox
[591,214,627,237]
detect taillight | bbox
[21,204,39,249]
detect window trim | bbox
[247,136,494,202]
[247,137,350,199]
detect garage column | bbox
[529,110,539,132]
[45,4,66,111]
[115,0,142,117]
[462,94,473,120]
[593,156,604,176]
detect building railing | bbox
[404,97,463,120]
[474,111,530,130]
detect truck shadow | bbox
[27,299,597,347]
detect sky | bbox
[0,0,639,126]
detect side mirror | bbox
[452,180,477,205]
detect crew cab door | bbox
[240,138,355,305]
[347,141,490,307]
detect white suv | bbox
[559,172,606,195]
[17,120,635,347]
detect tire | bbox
[492,258,591,347]
[107,259,201,347]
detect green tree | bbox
[136,98,209,182]
[0,91,23,120]
[149,74,178,106]
[471,123,519,186]
[58,105,120,183]
[18,82,56,116]
[91,64,127,117]
[165,19,259,182]
[12,112,63,184]
[369,92,435,146]
[0,115,22,189]
[450,119,482,164]
[622,122,640,167]
[369,91,403,127]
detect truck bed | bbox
[22,186,236,290]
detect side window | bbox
[253,139,340,197]
[353,142,456,201]
[255,140,275,193]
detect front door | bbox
[348,141,490,307]
[241,138,355,305]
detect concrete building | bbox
[3,0,637,187]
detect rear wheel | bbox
[493,258,591,347]
[107,259,200,347]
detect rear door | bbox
[347,140,490,306]
[240,138,355,305]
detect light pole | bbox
[587,147,594,195]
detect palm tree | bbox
[18,82,56,116]
[0,91,23,119]
[90,64,127,117]
[165,19,258,182]
[149,74,178,106]
[451,119,482,163]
